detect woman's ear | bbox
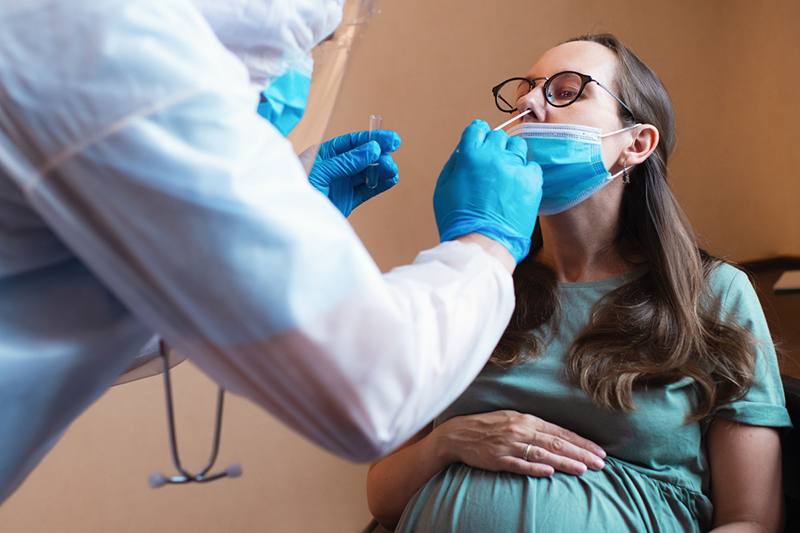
[622,124,659,166]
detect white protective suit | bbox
[0,0,514,503]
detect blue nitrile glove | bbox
[307,130,402,217]
[433,120,543,264]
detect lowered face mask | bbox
[507,122,639,215]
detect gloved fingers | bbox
[322,141,381,178]
[353,174,399,202]
[324,131,367,155]
[505,135,529,164]
[376,152,399,180]
[506,134,528,157]
[352,167,399,205]
[325,130,401,156]
[344,152,398,185]
[483,128,511,150]
[349,154,399,205]
[459,120,491,147]
[375,172,400,193]
[365,130,401,153]
[525,160,545,189]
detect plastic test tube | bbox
[366,114,383,189]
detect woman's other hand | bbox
[434,410,606,476]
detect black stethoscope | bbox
[149,340,242,488]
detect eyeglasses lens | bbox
[546,72,584,106]
[496,79,532,112]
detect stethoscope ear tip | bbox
[148,464,242,487]
[225,463,243,478]
[149,472,169,489]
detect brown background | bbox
[1,1,798,531]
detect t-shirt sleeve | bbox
[709,264,792,428]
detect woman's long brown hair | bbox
[490,34,756,422]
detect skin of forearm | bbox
[367,427,453,528]
[709,522,772,533]
[454,233,516,274]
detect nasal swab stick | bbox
[493,109,531,131]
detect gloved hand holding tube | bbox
[304,130,401,217]
[434,120,543,264]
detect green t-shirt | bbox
[395,263,791,533]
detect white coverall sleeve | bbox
[0,0,514,461]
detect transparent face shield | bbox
[287,0,379,168]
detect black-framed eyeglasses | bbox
[491,71,633,117]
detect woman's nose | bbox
[517,84,546,122]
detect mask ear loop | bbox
[600,123,642,138]
[603,124,641,182]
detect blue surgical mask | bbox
[257,56,314,136]
[507,122,639,215]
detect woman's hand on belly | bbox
[435,410,607,477]
[367,411,607,528]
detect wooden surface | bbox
[741,258,800,380]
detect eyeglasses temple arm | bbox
[593,80,635,117]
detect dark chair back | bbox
[783,375,800,529]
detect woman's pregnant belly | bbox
[394,458,711,533]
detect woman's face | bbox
[517,41,631,170]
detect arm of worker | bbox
[367,411,606,529]
[1,0,535,461]
[706,419,783,533]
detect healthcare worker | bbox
[0,0,543,506]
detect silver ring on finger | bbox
[523,443,533,462]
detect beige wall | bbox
[340,0,800,268]
[1,1,798,532]
[1,363,372,532]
